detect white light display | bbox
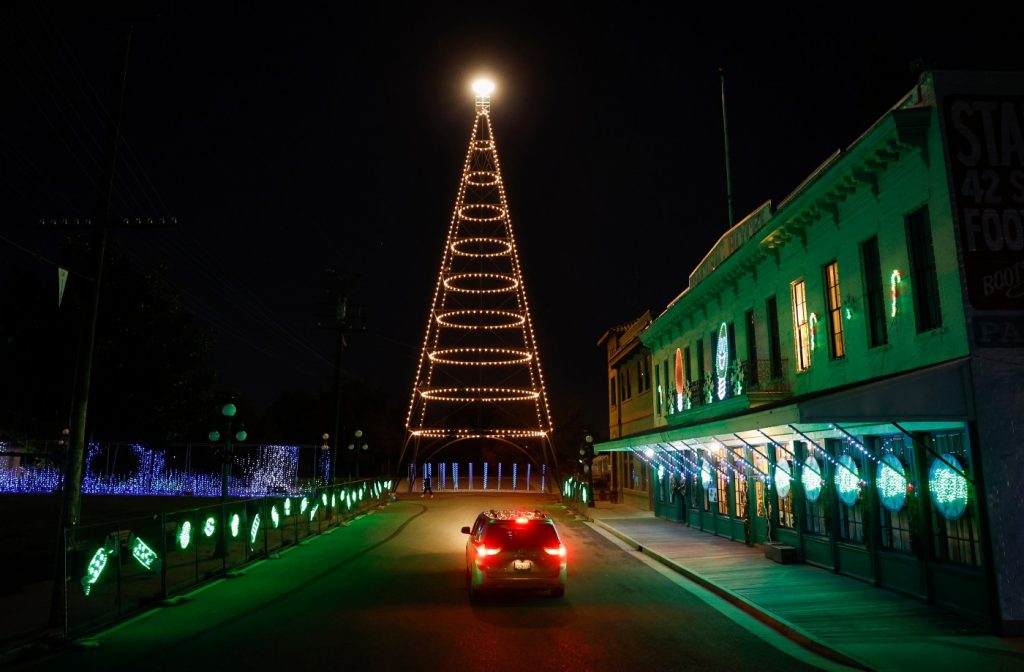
[929,454,969,520]
[876,454,908,512]
[834,454,861,506]
[716,322,728,400]
[802,456,823,503]
[775,459,792,498]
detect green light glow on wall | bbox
[300,497,309,515]
[130,536,159,571]
[876,454,908,512]
[271,506,280,528]
[775,460,792,498]
[700,461,712,490]
[230,513,240,538]
[81,545,110,596]
[890,269,902,317]
[309,503,319,521]
[203,516,216,537]
[808,312,818,351]
[930,454,969,520]
[250,513,261,546]
[834,454,860,506]
[176,520,192,550]
[802,456,823,503]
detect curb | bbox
[590,518,873,672]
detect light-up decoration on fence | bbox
[929,454,969,520]
[271,505,280,528]
[581,486,588,503]
[300,497,309,515]
[249,513,261,547]
[716,322,729,401]
[890,270,902,317]
[230,513,240,538]
[483,462,489,490]
[775,460,792,498]
[284,498,291,516]
[808,313,818,351]
[82,541,112,596]
[802,456,823,502]
[321,493,328,507]
[834,455,861,506]
[877,454,908,512]
[203,516,216,537]
[130,535,159,571]
[176,520,192,550]
[309,503,320,521]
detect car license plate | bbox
[513,559,532,571]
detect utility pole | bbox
[48,24,175,631]
[719,67,735,228]
[316,271,366,483]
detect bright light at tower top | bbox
[472,78,495,96]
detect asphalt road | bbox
[16,495,823,672]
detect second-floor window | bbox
[767,296,783,378]
[906,206,942,333]
[610,377,617,406]
[745,308,759,386]
[823,261,845,359]
[791,279,810,371]
[696,339,705,381]
[861,236,888,347]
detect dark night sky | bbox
[3,2,1024,439]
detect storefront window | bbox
[775,444,794,528]
[752,448,768,517]
[803,451,828,535]
[735,458,749,519]
[875,436,913,553]
[717,470,730,515]
[832,440,864,543]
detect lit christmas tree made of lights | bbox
[400,79,556,475]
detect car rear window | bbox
[483,522,558,549]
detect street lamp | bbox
[209,402,247,501]
[320,433,330,485]
[579,432,595,508]
[347,429,368,478]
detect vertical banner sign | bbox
[58,267,69,306]
[938,73,1024,346]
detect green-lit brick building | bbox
[595,71,1024,632]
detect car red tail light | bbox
[544,545,566,557]
[476,544,501,557]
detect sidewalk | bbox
[584,500,1024,672]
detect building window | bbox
[696,339,705,382]
[906,207,943,333]
[624,370,632,400]
[832,439,864,543]
[735,459,749,519]
[861,236,888,347]
[609,377,617,407]
[663,359,669,411]
[767,296,783,378]
[717,470,729,515]
[683,346,692,383]
[752,449,768,518]
[929,431,980,567]
[654,359,661,414]
[775,444,794,528]
[823,261,845,359]
[745,309,759,386]
[875,436,913,553]
[791,280,811,371]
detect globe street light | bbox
[347,429,369,478]
[209,402,247,501]
[579,432,595,508]
[319,433,330,485]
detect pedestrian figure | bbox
[422,473,433,498]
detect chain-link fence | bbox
[61,477,393,637]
